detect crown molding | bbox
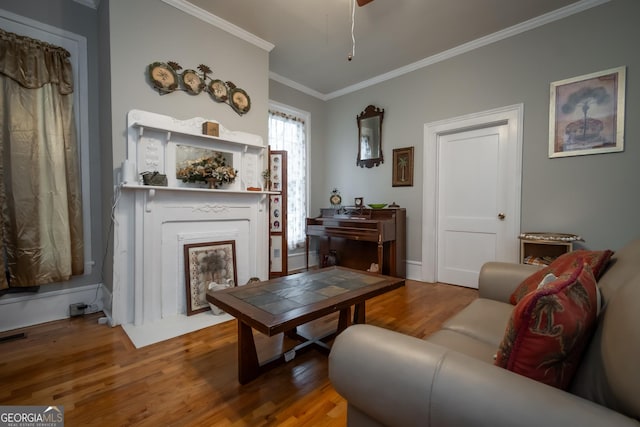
[72,0,99,9]
[269,72,328,101]
[161,0,608,100]
[161,0,274,52]
[326,0,611,100]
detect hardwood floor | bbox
[0,280,477,426]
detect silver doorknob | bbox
[498,213,506,220]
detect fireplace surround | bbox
[112,110,270,346]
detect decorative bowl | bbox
[368,203,387,209]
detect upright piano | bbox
[306,207,406,278]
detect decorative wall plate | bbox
[230,88,251,115]
[208,79,228,102]
[147,61,252,116]
[181,69,204,95]
[148,62,178,92]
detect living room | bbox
[0,0,639,424]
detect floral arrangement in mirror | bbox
[176,152,238,189]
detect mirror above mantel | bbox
[357,105,384,168]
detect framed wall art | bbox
[392,146,414,187]
[549,66,626,158]
[183,240,238,316]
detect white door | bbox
[422,105,522,288]
[437,125,509,287]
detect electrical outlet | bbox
[69,303,86,317]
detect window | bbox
[0,13,91,290]
[1,12,91,274]
[268,103,309,250]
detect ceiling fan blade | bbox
[356,0,374,6]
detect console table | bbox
[305,208,406,278]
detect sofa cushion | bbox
[593,239,640,302]
[441,298,514,347]
[510,250,613,305]
[495,262,598,389]
[427,329,497,363]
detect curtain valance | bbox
[0,28,73,94]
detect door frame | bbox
[422,104,523,283]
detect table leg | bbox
[377,241,384,274]
[238,320,260,384]
[353,302,366,324]
[337,307,351,333]
[284,326,298,340]
[389,241,397,276]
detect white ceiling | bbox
[166,0,607,99]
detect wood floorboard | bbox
[0,280,477,426]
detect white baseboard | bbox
[406,260,422,281]
[287,250,316,271]
[99,286,115,327]
[0,283,105,332]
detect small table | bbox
[206,266,405,384]
[519,232,583,265]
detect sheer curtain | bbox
[0,28,84,290]
[268,109,307,250]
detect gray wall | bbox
[103,0,270,292]
[106,0,270,163]
[271,0,640,266]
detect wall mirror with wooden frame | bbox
[357,105,384,168]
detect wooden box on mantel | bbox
[202,121,219,137]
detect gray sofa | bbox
[329,238,640,426]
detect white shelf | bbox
[130,121,265,150]
[126,110,267,192]
[121,183,277,195]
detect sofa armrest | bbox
[478,261,542,303]
[329,324,639,427]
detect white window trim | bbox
[0,9,93,275]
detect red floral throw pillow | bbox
[495,262,598,389]
[510,250,613,305]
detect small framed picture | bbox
[392,147,414,187]
[549,66,625,158]
[354,197,364,208]
[183,240,238,316]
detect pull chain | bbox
[348,0,356,61]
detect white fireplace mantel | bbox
[112,110,270,346]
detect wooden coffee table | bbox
[206,266,404,384]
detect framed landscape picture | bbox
[392,146,414,187]
[549,66,626,158]
[183,240,237,316]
